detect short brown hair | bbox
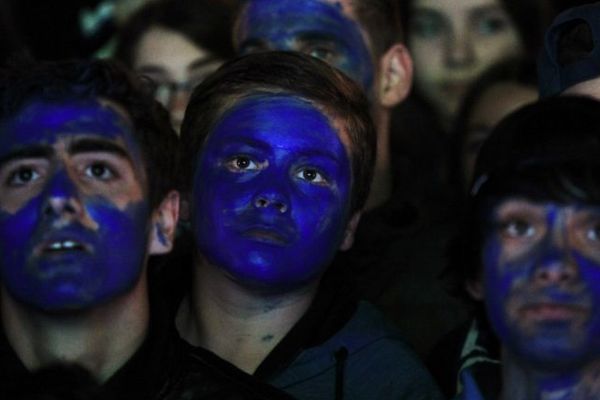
[351,0,404,58]
[180,51,376,214]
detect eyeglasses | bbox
[139,75,204,107]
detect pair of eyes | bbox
[499,219,600,242]
[6,162,116,187]
[411,9,512,40]
[225,155,328,185]
[241,42,341,66]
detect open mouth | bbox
[38,239,89,256]
[243,229,289,246]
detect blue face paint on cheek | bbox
[239,0,374,91]
[484,202,600,369]
[192,95,352,289]
[0,100,152,311]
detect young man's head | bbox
[233,0,412,109]
[0,59,179,311]
[538,2,600,99]
[462,96,600,371]
[180,51,376,292]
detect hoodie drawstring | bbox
[334,346,348,400]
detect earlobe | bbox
[378,43,413,108]
[149,190,180,255]
[339,212,362,251]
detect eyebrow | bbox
[68,138,131,161]
[470,4,505,19]
[0,146,54,167]
[296,31,341,43]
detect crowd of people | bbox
[1,0,600,399]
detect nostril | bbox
[275,202,288,213]
[255,198,269,208]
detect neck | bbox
[177,258,318,374]
[501,349,600,400]
[365,106,392,211]
[1,274,149,383]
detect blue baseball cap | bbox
[538,2,600,97]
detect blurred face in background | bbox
[461,81,536,186]
[409,0,523,128]
[133,26,224,134]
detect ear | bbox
[377,43,413,108]
[339,212,362,251]
[465,279,484,301]
[148,190,180,255]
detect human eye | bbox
[295,167,328,185]
[6,166,41,187]
[499,219,535,239]
[84,162,117,181]
[474,11,510,36]
[225,155,262,172]
[586,224,600,241]
[411,12,446,39]
[301,43,338,64]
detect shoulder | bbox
[273,302,443,400]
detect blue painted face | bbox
[482,198,600,371]
[192,95,353,290]
[0,100,152,311]
[235,0,374,92]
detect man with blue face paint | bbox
[234,0,471,358]
[178,51,442,400]
[0,59,292,400]
[234,0,413,211]
[449,95,600,399]
[0,58,178,397]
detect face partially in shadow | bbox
[134,26,225,134]
[483,197,600,370]
[235,0,374,93]
[191,95,353,291]
[0,100,153,311]
[409,0,522,124]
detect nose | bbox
[253,190,289,214]
[168,87,192,131]
[42,169,83,218]
[445,29,475,68]
[533,259,578,286]
[532,233,578,287]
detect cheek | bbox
[473,33,522,69]
[410,37,443,69]
[0,197,41,253]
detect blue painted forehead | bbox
[5,98,132,135]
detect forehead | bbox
[412,0,503,15]
[0,99,138,153]
[239,0,365,40]
[207,94,350,151]
[134,26,211,71]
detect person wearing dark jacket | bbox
[177,51,442,400]
[0,58,291,400]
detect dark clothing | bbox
[254,272,443,400]
[429,317,501,400]
[0,277,293,400]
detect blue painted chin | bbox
[0,100,152,311]
[238,0,374,93]
[192,94,353,290]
